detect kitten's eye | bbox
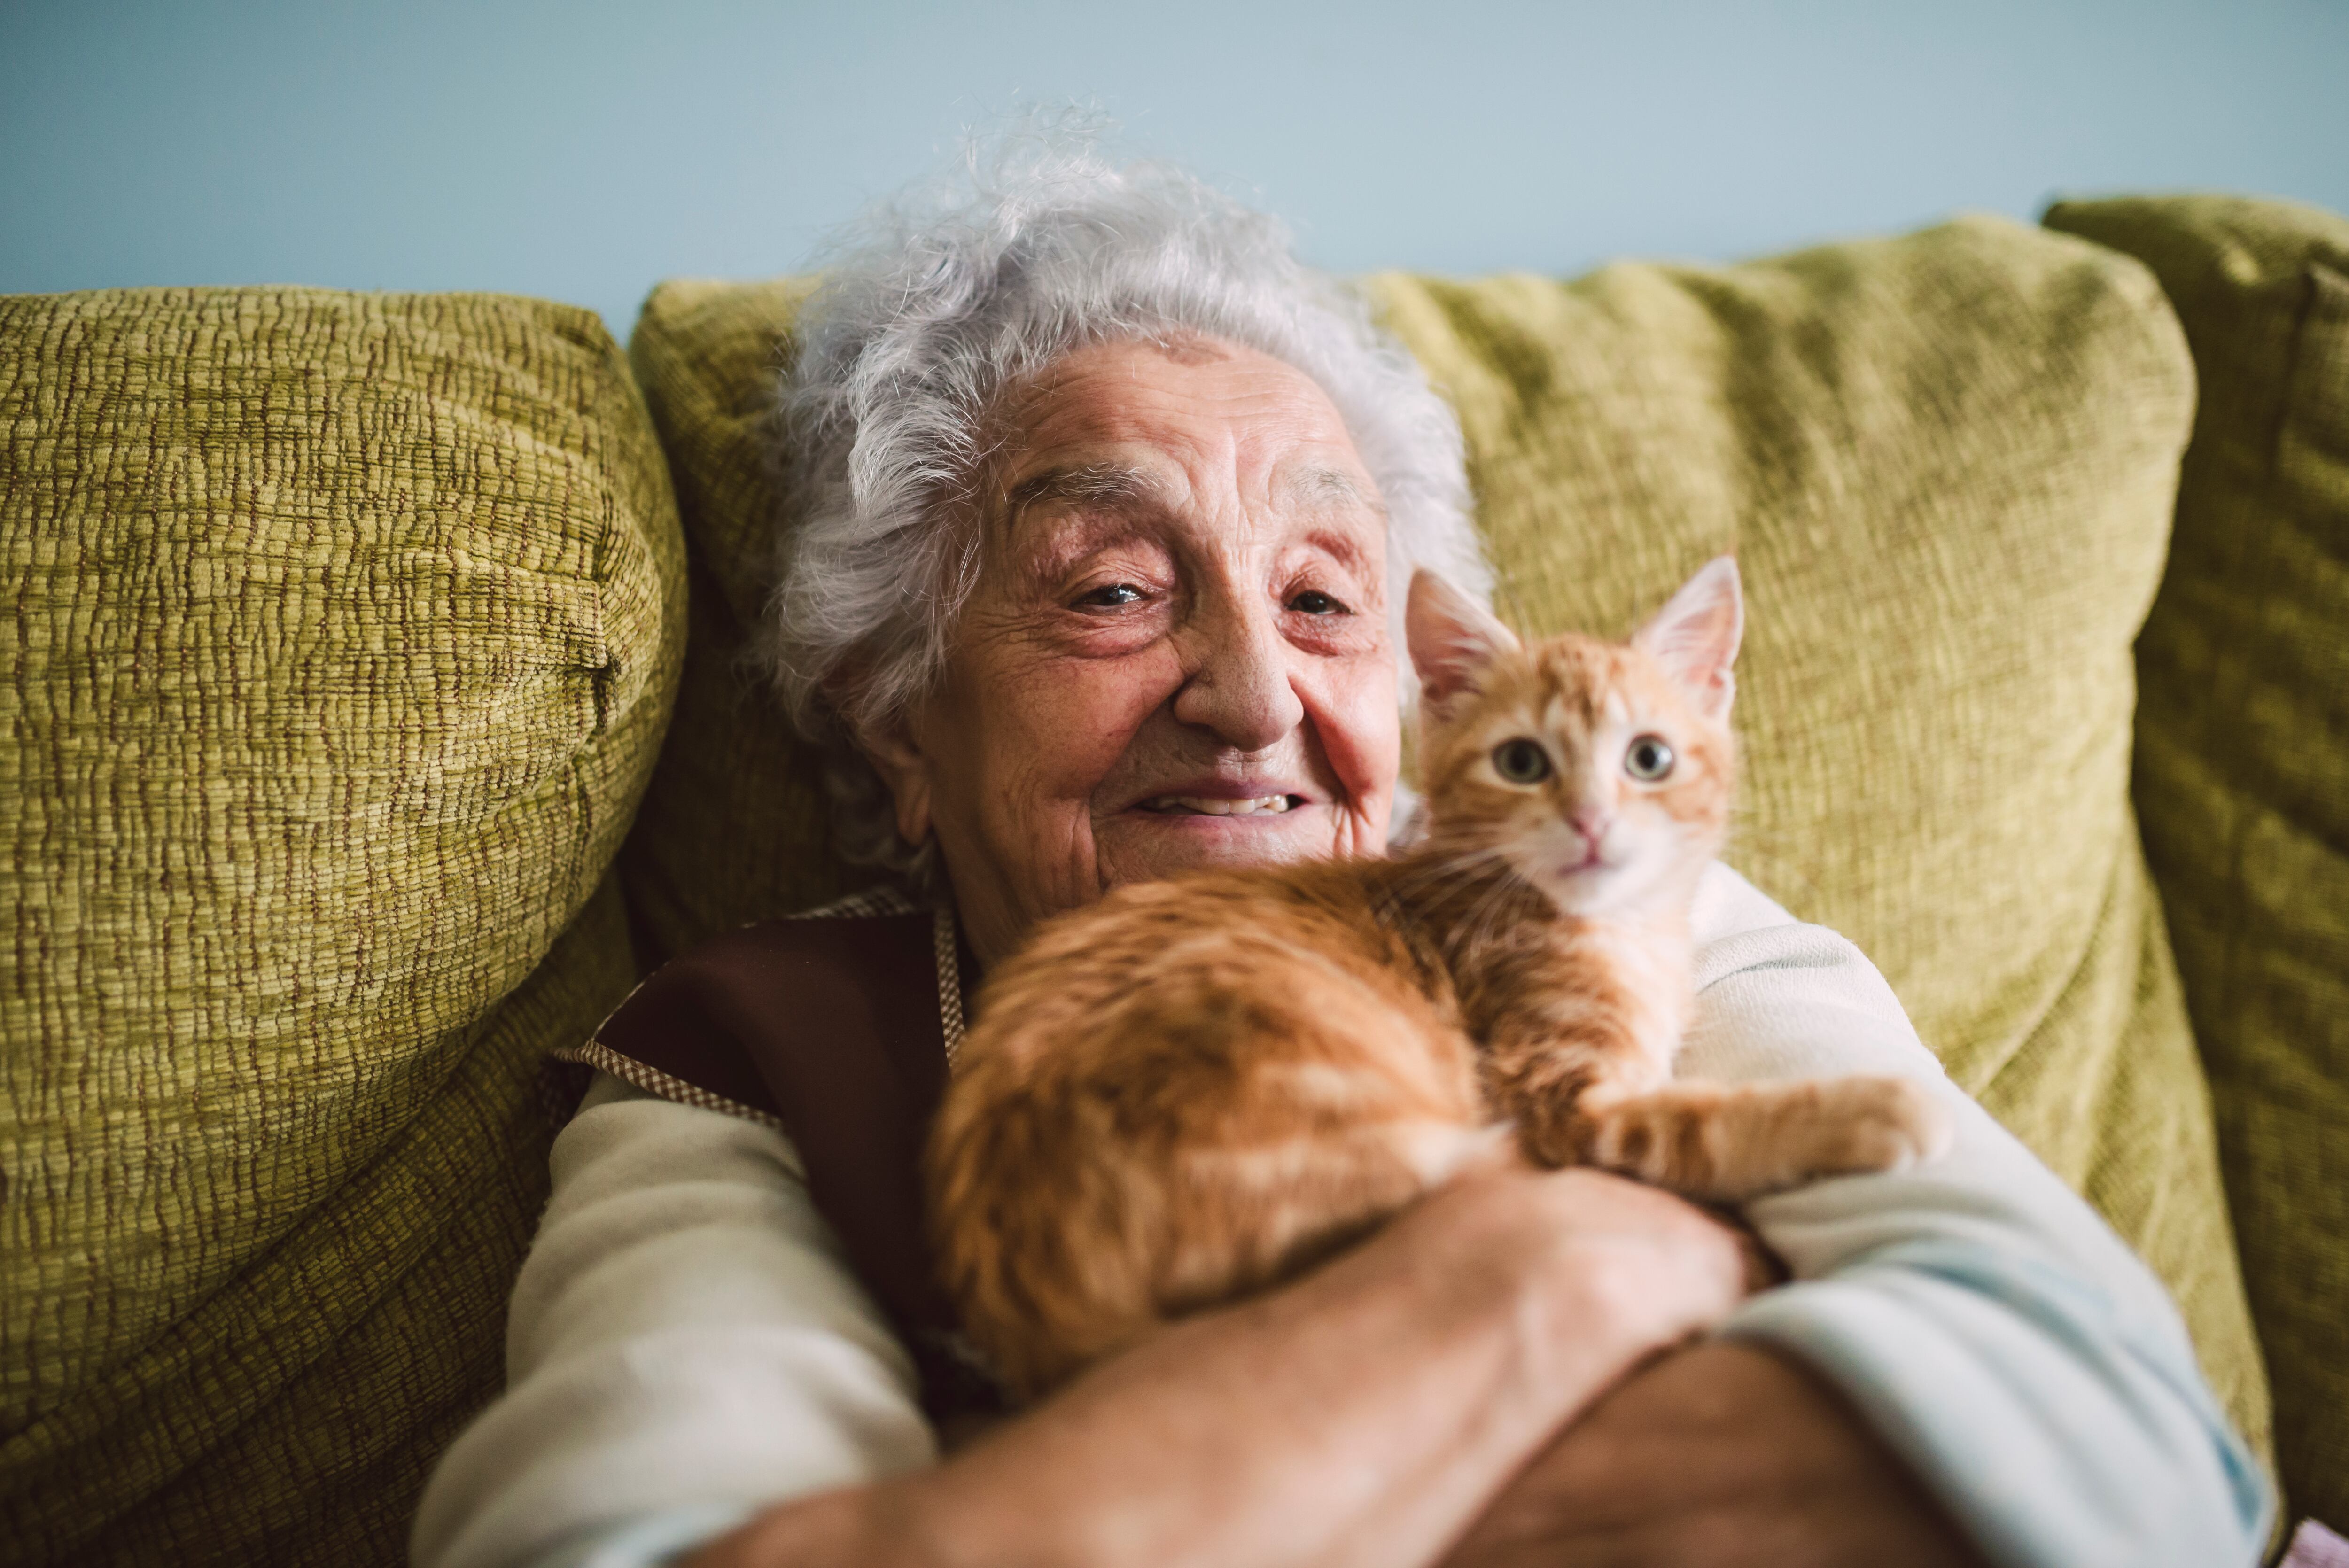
[1492,738,1552,784]
[1075,582,1145,609]
[1288,589,1348,615]
[1624,734,1676,782]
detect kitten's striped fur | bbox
[927,558,1950,1398]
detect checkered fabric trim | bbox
[549,1038,789,1133]
[788,885,918,922]
[934,904,967,1065]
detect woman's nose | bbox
[1171,595,1307,753]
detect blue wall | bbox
[5,0,2344,339]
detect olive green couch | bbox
[2,194,2342,1566]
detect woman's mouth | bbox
[1136,794,1302,816]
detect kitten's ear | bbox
[1634,556,1743,720]
[1407,569,1519,722]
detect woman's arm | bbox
[408,1077,939,1568]
[1441,863,2268,1568]
[689,1158,1747,1568]
[1441,1340,1984,1568]
[412,1075,1756,1568]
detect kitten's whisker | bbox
[1399,857,1509,903]
[1430,863,1523,931]
[1474,877,1525,951]
[1386,845,1512,904]
[1381,846,1521,938]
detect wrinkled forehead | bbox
[999,456,1376,529]
[983,336,1385,536]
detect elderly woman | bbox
[411,133,2267,1568]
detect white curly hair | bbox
[761,111,1489,877]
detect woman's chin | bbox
[1095,804,1344,881]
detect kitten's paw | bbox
[1508,1100,1583,1169]
[1825,1075,1954,1174]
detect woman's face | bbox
[861,336,1401,963]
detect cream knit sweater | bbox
[411,863,2269,1568]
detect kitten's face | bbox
[1420,639,1733,916]
[1405,559,1742,918]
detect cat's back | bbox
[967,855,1445,1072]
[934,854,1491,1397]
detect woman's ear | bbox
[852,710,936,850]
[1633,556,1743,721]
[1406,569,1519,724]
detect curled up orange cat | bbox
[927,556,1955,1399]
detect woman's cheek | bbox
[1022,645,1185,784]
[1306,654,1402,825]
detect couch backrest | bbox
[0,287,685,1567]
[621,214,2271,1469]
[2048,193,2349,1532]
[14,197,2333,1560]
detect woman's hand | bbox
[1467,1162,1764,1392]
[687,1163,1756,1568]
[1441,1340,1988,1568]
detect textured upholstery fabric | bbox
[621,217,2270,1466]
[621,279,867,958]
[0,288,687,1566]
[1368,218,2269,1462]
[2045,194,2349,1531]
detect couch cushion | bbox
[2045,193,2349,1530]
[620,216,2268,1462]
[1368,217,2269,1459]
[618,278,851,955]
[0,287,686,1566]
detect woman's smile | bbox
[866,335,1400,963]
[1134,793,1299,815]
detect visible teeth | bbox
[1142,794,1295,815]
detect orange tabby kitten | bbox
[927,557,1951,1398]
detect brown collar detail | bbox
[563,895,998,1418]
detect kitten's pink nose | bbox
[1570,807,1612,846]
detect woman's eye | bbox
[1624,734,1676,782]
[1288,590,1348,616]
[1491,738,1552,784]
[1075,582,1145,608]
